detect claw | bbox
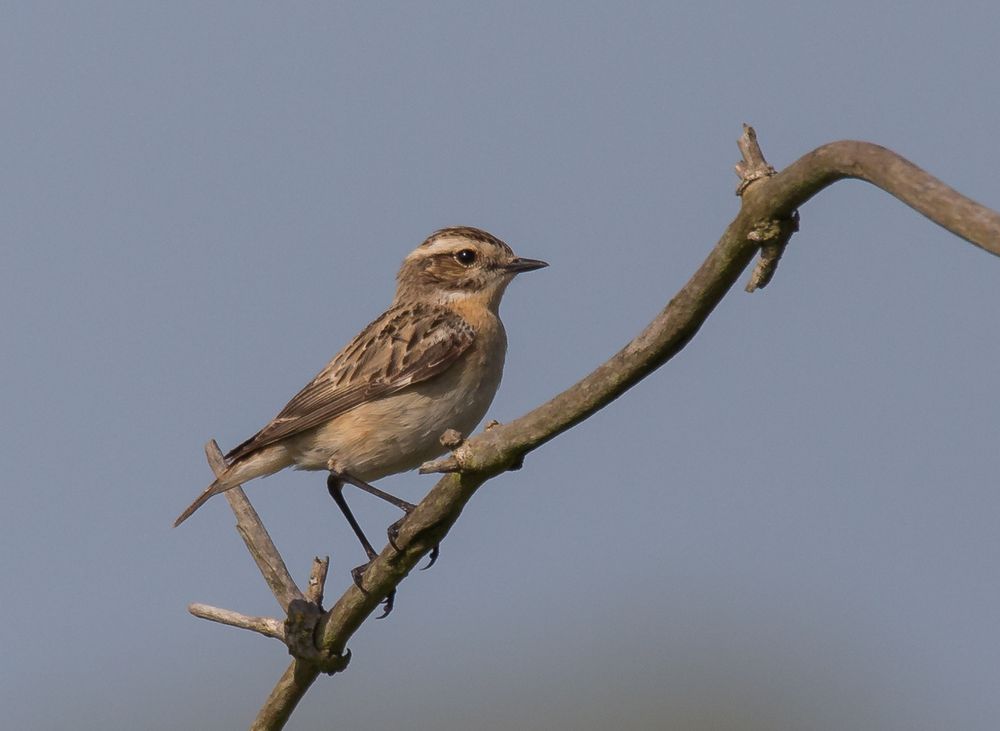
[350,563,370,592]
[420,544,440,570]
[376,589,396,619]
[387,517,405,552]
[352,561,396,618]
[387,516,439,570]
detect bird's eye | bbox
[454,249,477,266]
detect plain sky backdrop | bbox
[3,3,999,730]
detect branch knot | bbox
[734,126,800,291]
[284,599,352,675]
[744,211,800,292]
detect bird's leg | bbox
[326,473,396,618]
[333,470,440,570]
[325,473,378,566]
[336,472,417,513]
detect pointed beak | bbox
[504,257,549,273]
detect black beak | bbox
[504,257,549,273]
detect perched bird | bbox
[174,227,546,608]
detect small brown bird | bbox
[174,227,546,608]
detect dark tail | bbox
[173,478,227,527]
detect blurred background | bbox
[3,3,998,729]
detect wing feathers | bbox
[225,304,475,463]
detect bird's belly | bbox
[287,357,501,481]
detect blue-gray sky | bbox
[3,3,999,729]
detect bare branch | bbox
[188,603,285,642]
[418,454,460,474]
[249,662,321,731]
[204,440,305,611]
[735,123,777,194]
[305,556,329,606]
[737,125,797,292]
[198,128,999,730]
[420,134,1000,481]
[749,139,1000,257]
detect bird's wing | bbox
[224,304,475,462]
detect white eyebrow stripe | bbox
[406,237,465,260]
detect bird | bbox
[174,226,546,611]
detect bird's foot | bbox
[387,516,406,551]
[350,561,396,619]
[386,516,440,570]
[350,562,369,591]
[376,590,396,618]
[385,503,417,552]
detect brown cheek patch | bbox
[424,256,481,289]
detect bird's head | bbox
[395,227,548,310]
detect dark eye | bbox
[454,249,477,266]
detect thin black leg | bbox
[326,468,442,617]
[336,472,416,513]
[327,472,396,618]
[327,473,378,563]
[332,470,437,560]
